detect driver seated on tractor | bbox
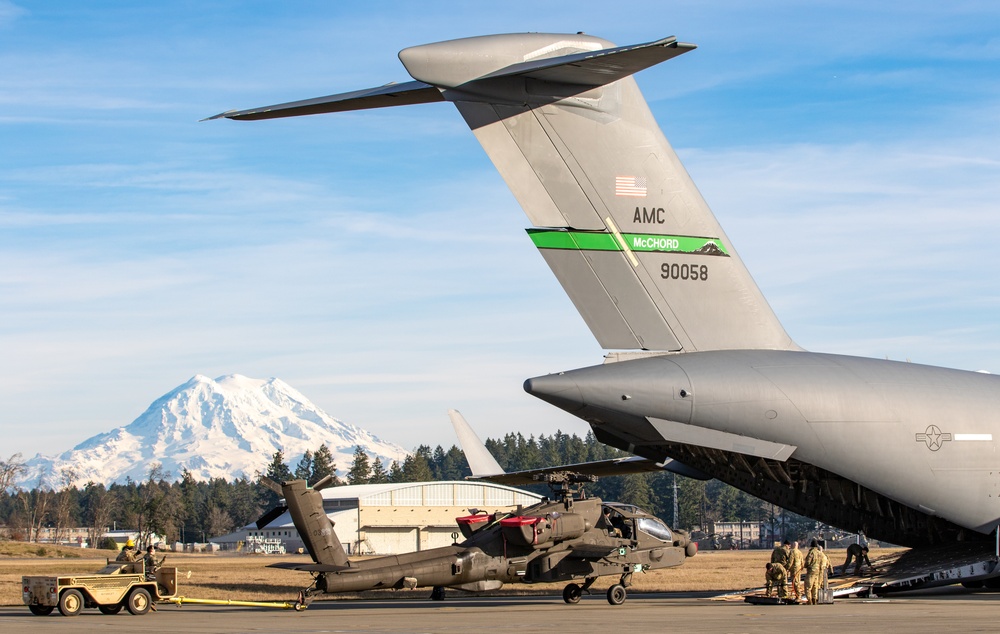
[116,538,137,562]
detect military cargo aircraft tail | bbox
[210,34,796,354]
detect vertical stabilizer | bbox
[281,479,349,567]
[400,35,797,352]
[448,409,505,477]
[212,33,799,353]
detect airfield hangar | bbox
[219,481,543,555]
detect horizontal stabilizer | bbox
[476,36,695,87]
[268,561,352,573]
[311,474,337,491]
[254,504,287,530]
[207,36,693,123]
[204,80,443,121]
[259,476,282,495]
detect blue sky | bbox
[2,1,999,462]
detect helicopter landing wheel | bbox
[607,584,627,605]
[563,583,583,604]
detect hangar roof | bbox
[318,480,543,506]
[249,480,543,531]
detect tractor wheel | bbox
[99,604,124,615]
[607,584,627,605]
[29,604,54,616]
[563,583,583,604]
[58,589,84,617]
[126,587,152,615]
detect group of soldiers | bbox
[764,539,835,605]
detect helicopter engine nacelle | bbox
[455,513,493,539]
[500,513,589,548]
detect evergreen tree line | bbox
[0,461,268,547]
[1,432,811,545]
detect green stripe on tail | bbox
[527,229,729,256]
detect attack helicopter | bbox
[261,468,695,605]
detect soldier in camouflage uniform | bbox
[804,540,834,605]
[116,538,137,562]
[787,540,805,600]
[770,539,791,568]
[804,540,820,604]
[765,562,788,598]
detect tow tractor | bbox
[24,560,179,616]
[23,559,306,616]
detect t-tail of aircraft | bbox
[209,33,797,353]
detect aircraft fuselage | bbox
[317,545,519,594]
[526,350,1000,546]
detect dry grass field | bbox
[1,544,900,607]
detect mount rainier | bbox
[21,374,409,487]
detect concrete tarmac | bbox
[4,588,999,633]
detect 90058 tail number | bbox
[661,263,708,281]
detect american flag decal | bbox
[615,175,647,197]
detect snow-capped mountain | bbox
[21,374,409,487]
